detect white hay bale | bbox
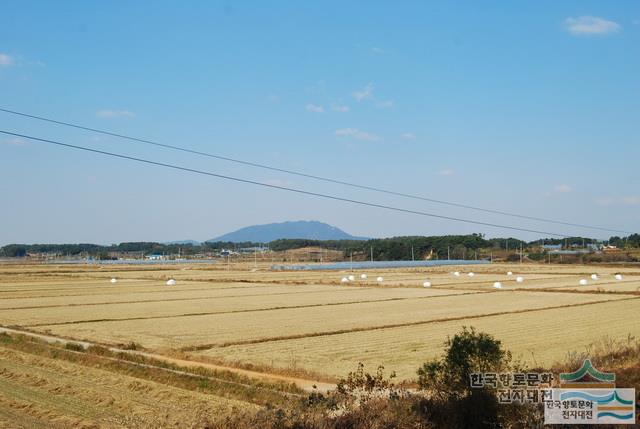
[166,279,176,286]
[360,274,367,279]
[468,272,475,277]
[341,277,349,283]
[493,282,502,289]
[590,274,599,280]
[453,271,460,277]
[516,276,524,283]
[507,271,513,276]
[110,278,117,284]
[423,281,431,288]
[579,279,588,286]
[348,275,355,281]
[614,274,623,281]
[376,276,384,282]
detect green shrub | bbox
[417,327,519,428]
[417,327,511,397]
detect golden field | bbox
[0,346,256,429]
[28,289,626,349]
[0,263,640,380]
[196,298,640,379]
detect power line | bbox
[1,129,573,238]
[0,107,631,235]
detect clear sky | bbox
[1,1,638,245]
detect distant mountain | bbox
[164,240,201,245]
[207,221,368,243]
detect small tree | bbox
[418,327,511,398]
[417,327,513,428]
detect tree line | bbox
[2,233,638,259]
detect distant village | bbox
[16,246,271,262]
[11,241,623,262]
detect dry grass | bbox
[0,288,470,327]
[0,341,258,428]
[2,262,639,384]
[0,283,348,307]
[31,291,628,350]
[0,288,473,327]
[194,298,640,380]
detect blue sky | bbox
[1,1,638,244]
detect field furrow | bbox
[194,298,640,380]
[32,291,629,350]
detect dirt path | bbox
[0,326,336,393]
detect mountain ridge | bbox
[207,220,367,243]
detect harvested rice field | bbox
[1,262,639,397]
[0,343,258,429]
[29,290,628,350]
[194,298,640,379]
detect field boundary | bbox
[0,287,377,311]
[0,326,336,393]
[185,296,640,351]
[22,291,488,327]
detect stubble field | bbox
[1,261,639,425]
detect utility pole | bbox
[370,246,373,262]
[447,246,450,260]
[350,251,353,272]
[520,242,523,264]
[411,246,415,261]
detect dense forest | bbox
[1,233,638,260]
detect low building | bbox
[238,246,269,254]
[542,244,562,251]
[145,253,164,260]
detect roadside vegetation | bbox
[204,328,640,429]
[0,332,300,407]
[1,327,638,428]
